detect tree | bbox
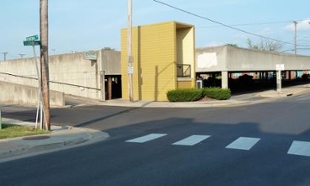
[40,0,50,130]
[227,44,238,47]
[102,47,115,51]
[247,38,283,52]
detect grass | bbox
[0,124,50,139]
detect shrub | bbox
[166,87,231,102]
[167,88,204,102]
[203,87,231,100]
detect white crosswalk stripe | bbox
[126,133,167,143]
[288,140,310,157]
[125,133,310,158]
[225,137,260,150]
[172,135,211,146]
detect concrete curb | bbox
[0,124,109,162]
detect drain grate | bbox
[22,136,50,140]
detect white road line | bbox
[172,135,211,146]
[226,137,260,150]
[126,133,167,143]
[288,140,310,157]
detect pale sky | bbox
[1,0,310,60]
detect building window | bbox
[177,64,191,77]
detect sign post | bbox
[23,35,44,129]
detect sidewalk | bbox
[96,84,310,108]
[0,118,109,163]
[1,84,310,163]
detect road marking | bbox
[172,135,211,146]
[226,137,260,150]
[126,133,167,143]
[288,141,310,157]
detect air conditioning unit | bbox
[196,80,203,89]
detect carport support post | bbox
[108,76,112,100]
[0,110,2,130]
[221,71,228,89]
[276,70,282,92]
[100,71,105,101]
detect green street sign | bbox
[26,35,39,41]
[23,40,41,46]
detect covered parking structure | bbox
[196,45,310,92]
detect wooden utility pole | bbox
[40,0,50,130]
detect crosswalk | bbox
[125,133,167,143]
[125,133,310,157]
[172,135,211,146]
[225,137,260,150]
[288,140,310,157]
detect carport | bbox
[196,45,310,91]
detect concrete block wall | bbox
[49,52,101,99]
[0,81,64,106]
[0,58,38,87]
[0,50,121,100]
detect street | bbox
[1,92,310,185]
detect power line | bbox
[153,0,310,48]
[198,20,295,28]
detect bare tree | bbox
[40,0,50,130]
[247,38,283,52]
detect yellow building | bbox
[121,21,196,101]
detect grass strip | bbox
[0,124,49,139]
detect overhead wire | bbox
[198,20,296,28]
[153,0,310,48]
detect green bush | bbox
[167,88,204,102]
[166,87,231,102]
[203,87,231,100]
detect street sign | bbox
[26,35,39,41]
[84,51,97,60]
[23,40,41,46]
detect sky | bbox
[1,0,310,60]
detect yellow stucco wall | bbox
[176,27,195,78]
[177,78,196,88]
[177,80,192,89]
[121,21,195,101]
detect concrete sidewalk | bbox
[1,84,310,163]
[0,118,109,163]
[95,84,310,108]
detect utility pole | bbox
[127,0,133,102]
[40,0,50,130]
[293,21,297,55]
[2,52,8,61]
[18,53,26,58]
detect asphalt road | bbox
[1,92,310,185]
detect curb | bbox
[0,126,109,162]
